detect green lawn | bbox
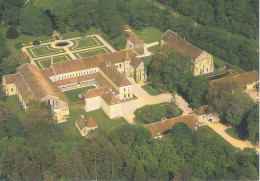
[75,48,108,58]
[225,127,246,140]
[141,84,161,96]
[36,55,70,69]
[5,96,25,118]
[27,45,64,58]
[70,37,100,51]
[63,86,96,102]
[214,56,246,73]
[140,56,153,69]
[66,108,128,136]
[132,27,163,44]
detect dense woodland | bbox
[0,0,259,180]
[0,100,258,180]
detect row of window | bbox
[59,79,95,89]
[58,69,97,80]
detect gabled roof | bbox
[76,115,98,130]
[15,64,68,103]
[3,73,19,84]
[126,31,144,45]
[209,71,259,87]
[99,62,132,87]
[161,30,203,60]
[144,114,197,137]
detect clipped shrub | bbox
[33,40,40,46]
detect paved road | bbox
[122,78,173,123]
[137,41,159,58]
[174,94,193,115]
[208,122,259,152]
[94,34,116,52]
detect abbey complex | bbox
[3,48,147,122]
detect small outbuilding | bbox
[75,115,98,136]
[193,105,219,126]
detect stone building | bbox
[83,87,123,119]
[161,30,214,76]
[125,31,144,55]
[2,64,69,122]
[193,105,219,126]
[3,49,147,122]
[75,115,98,136]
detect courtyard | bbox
[22,34,116,69]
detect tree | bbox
[20,7,53,35]
[172,122,193,141]
[246,105,259,143]
[0,57,20,81]
[225,92,254,127]
[0,100,13,124]
[6,26,19,39]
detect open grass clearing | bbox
[6,96,25,118]
[65,108,128,136]
[132,27,163,44]
[213,56,246,73]
[147,45,159,52]
[75,48,109,58]
[69,37,101,51]
[63,86,96,102]
[141,84,161,96]
[35,54,70,69]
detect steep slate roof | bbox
[209,71,259,87]
[15,64,68,103]
[161,30,203,60]
[3,73,19,84]
[76,115,98,130]
[144,114,197,137]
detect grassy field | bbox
[70,37,100,51]
[6,96,25,118]
[225,127,246,140]
[147,45,159,52]
[75,48,109,58]
[140,56,153,69]
[214,56,246,73]
[132,27,163,44]
[65,108,128,136]
[141,84,161,96]
[63,86,96,102]
[35,55,70,69]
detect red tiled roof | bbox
[85,117,98,127]
[144,114,197,137]
[3,74,19,84]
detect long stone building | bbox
[3,49,147,122]
[161,30,214,76]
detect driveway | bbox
[122,78,173,123]
[208,122,259,152]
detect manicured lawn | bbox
[141,84,161,96]
[63,86,96,102]
[66,108,128,136]
[225,127,246,140]
[75,48,108,58]
[132,27,163,43]
[140,56,153,69]
[5,96,25,118]
[27,44,64,58]
[36,55,70,69]
[70,37,100,51]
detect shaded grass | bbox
[214,56,246,73]
[147,45,159,52]
[63,86,96,102]
[132,27,163,44]
[140,56,153,69]
[70,37,100,51]
[5,96,25,118]
[141,84,161,96]
[226,127,246,140]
